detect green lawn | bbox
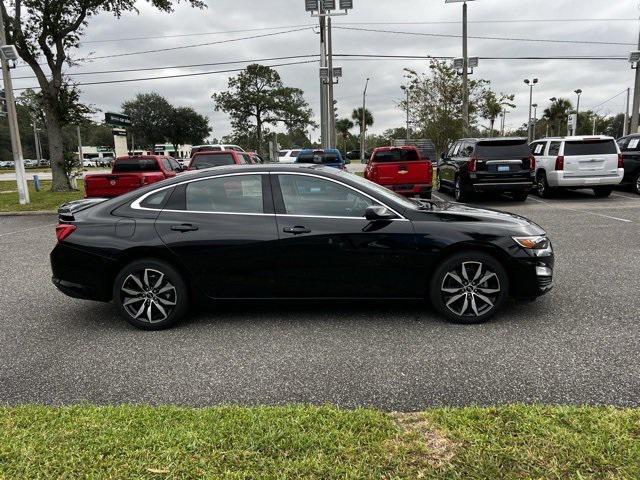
[0,180,84,212]
[0,405,638,479]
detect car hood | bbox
[416,201,546,235]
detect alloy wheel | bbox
[440,261,501,318]
[635,174,640,195]
[454,178,462,201]
[120,268,177,323]
[536,173,546,197]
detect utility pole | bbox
[361,77,370,163]
[461,1,469,133]
[532,103,538,140]
[574,89,582,135]
[631,23,640,134]
[318,10,328,149]
[624,87,631,136]
[77,125,84,164]
[524,78,538,143]
[326,16,336,148]
[0,14,29,204]
[592,116,597,135]
[401,85,411,141]
[32,120,41,161]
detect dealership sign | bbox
[105,112,131,127]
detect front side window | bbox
[190,153,236,169]
[548,142,561,156]
[185,175,264,213]
[278,175,376,218]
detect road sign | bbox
[105,112,131,127]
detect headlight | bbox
[512,236,552,256]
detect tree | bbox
[351,108,374,135]
[335,118,354,152]
[167,107,211,154]
[401,60,489,155]
[122,93,174,150]
[543,98,573,136]
[1,0,205,191]
[213,64,316,153]
[480,90,515,137]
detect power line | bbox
[333,26,636,46]
[13,59,319,91]
[588,89,630,111]
[333,54,627,61]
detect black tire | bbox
[512,191,528,202]
[535,171,553,198]
[454,176,470,202]
[593,186,613,198]
[436,170,445,193]
[113,258,188,330]
[632,172,640,195]
[430,251,509,324]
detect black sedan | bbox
[51,164,554,330]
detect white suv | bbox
[278,149,302,163]
[530,136,623,198]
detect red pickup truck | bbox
[84,155,182,198]
[364,146,433,199]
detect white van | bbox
[529,136,623,198]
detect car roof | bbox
[458,137,527,143]
[536,135,614,141]
[373,146,419,151]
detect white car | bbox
[530,136,624,198]
[24,159,39,168]
[278,149,302,163]
[190,144,245,155]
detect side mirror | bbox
[365,205,396,221]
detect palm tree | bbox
[351,108,374,135]
[543,98,573,136]
[335,118,354,152]
[481,91,515,137]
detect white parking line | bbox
[0,223,57,238]
[432,193,447,202]
[527,196,633,223]
[612,192,638,200]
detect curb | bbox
[0,210,56,216]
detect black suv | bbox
[616,134,640,194]
[438,138,535,202]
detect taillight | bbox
[468,157,477,172]
[55,224,76,242]
[555,156,564,171]
[529,155,536,172]
[618,153,624,169]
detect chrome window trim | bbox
[130,170,407,221]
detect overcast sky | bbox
[12,0,640,142]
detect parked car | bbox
[98,156,115,167]
[364,146,433,199]
[38,159,50,167]
[51,163,554,330]
[616,134,640,194]
[190,144,245,156]
[0,160,13,168]
[295,149,346,169]
[279,149,302,163]
[438,137,535,202]
[84,155,182,198]
[530,136,623,198]
[188,150,253,170]
[346,150,373,162]
[82,159,97,168]
[24,159,39,168]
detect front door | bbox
[270,173,419,299]
[155,173,282,298]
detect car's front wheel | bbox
[113,258,188,330]
[430,251,509,324]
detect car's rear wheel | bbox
[536,171,553,198]
[632,172,640,195]
[436,170,445,193]
[430,251,509,324]
[113,258,188,330]
[454,176,470,202]
[593,186,613,198]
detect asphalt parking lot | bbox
[1,188,639,410]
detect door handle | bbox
[170,224,199,232]
[283,226,311,235]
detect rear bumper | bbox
[470,181,533,193]
[548,170,624,188]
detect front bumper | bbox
[548,169,624,188]
[509,254,554,299]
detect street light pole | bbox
[0,15,29,204]
[361,77,369,163]
[631,23,640,134]
[401,84,412,141]
[532,103,538,140]
[461,1,469,133]
[318,11,328,148]
[524,78,538,143]
[624,87,631,136]
[32,120,42,161]
[574,89,582,135]
[326,15,336,148]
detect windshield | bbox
[191,153,235,169]
[333,170,419,211]
[113,158,159,172]
[373,149,421,162]
[296,153,342,164]
[564,140,617,156]
[476,141,530,159]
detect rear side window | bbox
[530,142,546,156]
[548,142,561,156]
[476,141,530,159]
[113,159,159,172]
[191,153,236,169]
[296,153,341,164]
[185,175,263,213]
[624,137,640,151]
[140,188,172,209]
[564,140,617,156]
[373,149,420,162]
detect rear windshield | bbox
[113,158,159,172]
[373,149,420,162]
[191,153,236,169]
[296,153,341,164]
[476,141,530,159]
[564,140,617,156]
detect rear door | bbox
[562,139,619,178]
[370,148,429,187]
[619,136,640,179]
[153,173,282,298]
